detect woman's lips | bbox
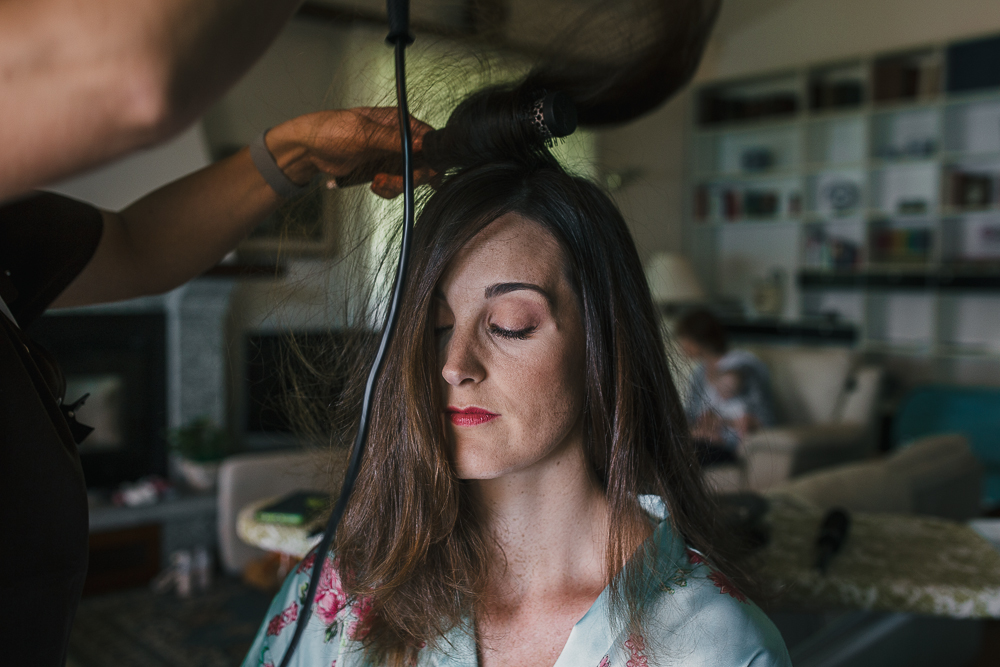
[446,406,500,427]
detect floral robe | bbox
[241,496,790,667]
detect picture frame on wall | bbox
[238,184,339,257]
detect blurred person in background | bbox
[676,308,776,466]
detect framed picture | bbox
[238,185,338,257]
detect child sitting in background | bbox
[676,309,776,466]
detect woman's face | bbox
[434,212,587,480]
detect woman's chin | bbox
[451,447,522,480]
[453,459,508,481]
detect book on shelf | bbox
[804,226,862,270]
[947,35,1000,93]
[948,169,997,209]
[698,91,798,126]
[869,225,933,263]
[810,79,864,110]
[873,53,941,103]
[694,186,796,222]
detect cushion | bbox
[750,346,853,425]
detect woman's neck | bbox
[472,439,610,600]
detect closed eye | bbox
[489,324,536,340]
[434,325,453,336]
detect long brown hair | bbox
[332,160,741,664]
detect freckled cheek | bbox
[500,349,584,426]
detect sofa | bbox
[704,345,884,493]
[770,433,983,520]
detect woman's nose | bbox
[440,328,486,386]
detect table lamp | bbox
[644,252,705,318]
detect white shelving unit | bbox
[687,38,1000,357]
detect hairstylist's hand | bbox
[263,107,435,199]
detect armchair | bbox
[217,450,333,575]
[705,346,883,493]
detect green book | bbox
[255,490,329,526]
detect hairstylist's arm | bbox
[52,108,433,308]
[0,0,303,202]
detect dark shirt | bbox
[0,193,103,666]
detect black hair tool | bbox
[332,90,578,188]
[275,0,415,664]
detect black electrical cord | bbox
[275,27,415,667]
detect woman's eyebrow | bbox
[484,282,553,306]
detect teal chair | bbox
[894,385,1000,507]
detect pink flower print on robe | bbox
[314,560,348,626]
[266,601,298,637]
[625,633,648,667]
[296,551,317,574]
[709,570,748,604]
[348,595,374,640]
[686,547,706,566]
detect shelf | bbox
[799,269,1000,290]
[689,35,1000,360]
[941,150,1000,161]
[866,209,938,220]
[694,116,802,135]
[942,87,1000,106]
[803,106,869,122]
[869,156,941,168]
[803,162,867,172]
[803,210,866,221]
[934,343,1000,359]
[870,97,944,114]
[721,318,858,345]
[940,204,1000,216]
[698,218,803,227]
[694,169,800,181]
[200,263,287,279]
[89,491,217,533]
[860,340,936,356]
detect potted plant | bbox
[168,417,231,491]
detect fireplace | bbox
[240,329,376,448]
[27,313,168,489]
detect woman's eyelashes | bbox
[489,323,537,340]
[434,322,535,341]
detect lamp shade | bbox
[645,252,705,304]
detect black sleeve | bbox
[0,192,104,327]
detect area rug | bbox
[67,577,273,667]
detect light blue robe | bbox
[241,497,790,667]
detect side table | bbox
[86,491,217,594]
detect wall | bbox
[201,18,355,154]
[704,0,1000,81]
[598,95,690,263]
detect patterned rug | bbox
[68,577,273,667]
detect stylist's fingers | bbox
[370,165,436,199]
[354,107,434,152]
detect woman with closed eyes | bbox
[243,0,792,664]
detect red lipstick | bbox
[446,406,500,427]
